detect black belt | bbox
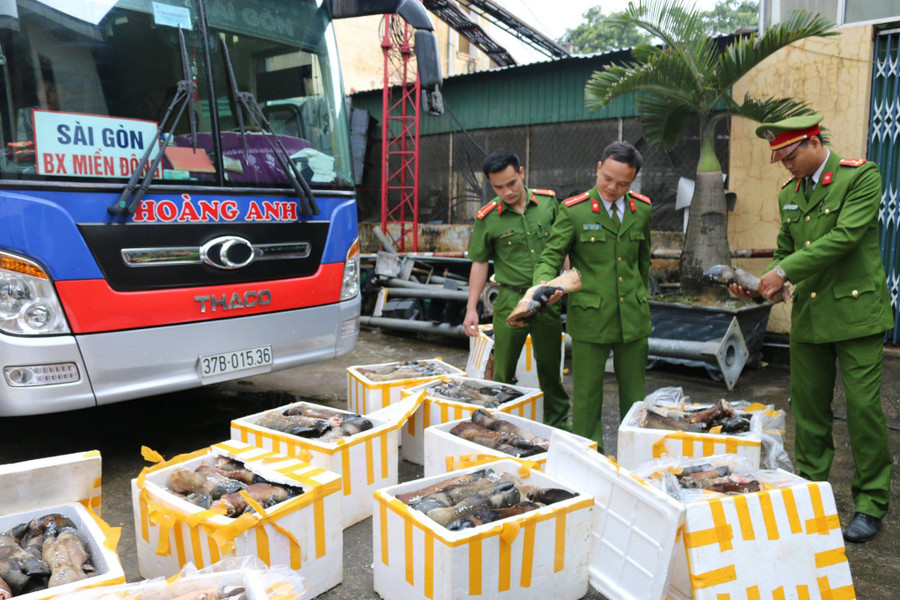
[496,281,528,294]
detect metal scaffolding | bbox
[381,14,422,252]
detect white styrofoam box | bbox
[132,441,342,599]
[0,450,103,515]
[422,411,597,477]
[373,459,593,600]
[0,503,126,600]
[465,325,565,388]
[346,358,465,415]
[616,400,763,470]
[0,451,125,600]
[546,434,857,600]
[231,391,424,528]
[399,375,544,465]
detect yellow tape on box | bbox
[131,440,343,600]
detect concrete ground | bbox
[2,327,898,599]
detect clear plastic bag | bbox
[636,391,794,473]
[632,454,762,503]
[631,387,688,426]
[59,557,308,600]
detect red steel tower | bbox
[380,14,422,252]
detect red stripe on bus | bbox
[56,262,344,333]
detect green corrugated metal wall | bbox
[351,52,639,137]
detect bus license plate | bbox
[199,345,273,378]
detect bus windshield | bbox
[0,0,353,189]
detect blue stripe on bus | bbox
[0,190,356,280]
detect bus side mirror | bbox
[414,30,441,90]
[329,0,444,116]
[0,0,18,30]
[328,0,433,30]
[414,30,443,116]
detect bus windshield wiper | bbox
[108,25,197,216]
[222,42,319,217]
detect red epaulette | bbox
[839,158,867,167]
[629,191,652,205]
[532,188,556,197]
[563,192,590,207]
[476,201,498,220]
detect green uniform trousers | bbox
[571,336,648,452]
[492,289,570,428]
[790,333,892,518]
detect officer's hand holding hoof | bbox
[728,282,756,300]
[506,269,581,327]
[757,270,787,301]
[544,286,564,306]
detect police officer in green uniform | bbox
[734,114,893,543]
[534,141,652,451]
[464,149,570,428]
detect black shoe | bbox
[843,512,882,543]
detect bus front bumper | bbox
[0,298,359,416]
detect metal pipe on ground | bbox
[371,226,397,253]
[647,318,749,390]
[380,287,470,301]
[568,319,751,391]
[360,316,467,338]
[384,278,457,290]
[651,248,777,259]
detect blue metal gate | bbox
[869,31,900,344]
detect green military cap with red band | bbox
[755,113,823,163]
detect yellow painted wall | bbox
[334,14,494,95]
[728,24,875,332]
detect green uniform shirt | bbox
[768,153,894,343]
[468,189,560,289]
[534,187,652,344]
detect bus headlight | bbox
[0,252,70,335]
[340,239,360,301]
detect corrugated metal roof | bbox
[351,33,744,137]
[351,51,639,136]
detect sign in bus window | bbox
[33,110,163,179]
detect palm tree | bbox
[584,1,836,298]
